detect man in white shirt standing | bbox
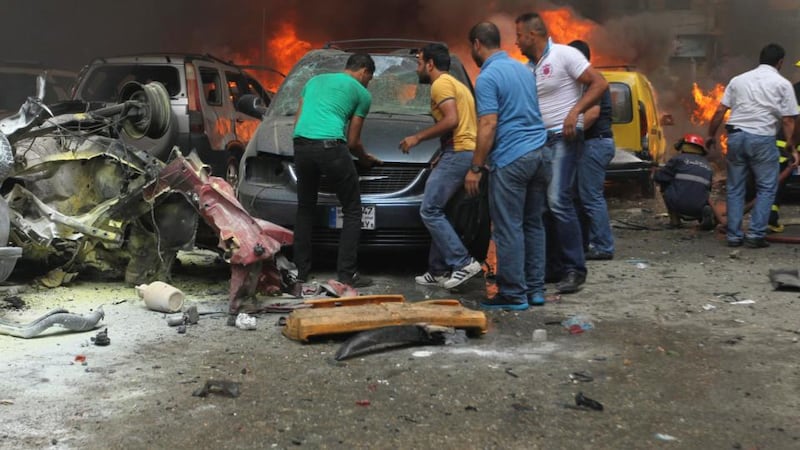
[514,12,608,294]
[708,43,798,248]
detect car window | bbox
[199,67,222,106]
[226,71,268,106]
[270,53,431,117]
[609,82,633,124]
[78,65,181,101]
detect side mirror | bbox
[236,94,267,119]
[660,113,675,126]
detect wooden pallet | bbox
[283,298,488,341]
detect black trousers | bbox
[293,139,361,282]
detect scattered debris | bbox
[769,268,800,290]
[702,304,717,311]
[74,355,86,364]
[0,399,14,405]
[464,405,478,411]
[532,329,547,341]
[334,324,466,361]
[511,403,534,412]
[0,307,104,338]
[569,372,594,383]
[574,392,604,411]
[1,295,25,310]
[355,399,371,407]
[654,433,678,441]
[283,297,487,341]
[37,268,79,289]
[177,325,187,334]
[504,368,519,378]
[235,313,257,330]
[136,281,185,313]
[412,351,433,357]
[730,300,755,305]
[562,314,594,334]
[320,280,359,298]
[90,328,110,346]
[166,305,200,327]
[192,380,241,398]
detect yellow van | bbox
[601,69,671,196]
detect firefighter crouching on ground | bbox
[654,134,715,230]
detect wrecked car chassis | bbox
[0,79,293,315]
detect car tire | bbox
[121,112,178,162]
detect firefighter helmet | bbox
[674,133,706,154]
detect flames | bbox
[505,8,625,68]
[234,21,316,92]
[691,82,729,153]
[268,22,314,80]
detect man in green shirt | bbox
[293,53,380,288]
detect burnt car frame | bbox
[0,76,292,315]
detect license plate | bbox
[329,206,376,230]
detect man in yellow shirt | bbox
[399,43,482,289]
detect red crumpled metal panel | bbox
[145,152,293,313]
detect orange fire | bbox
[234,21,316,92]
[268,22,313,80]
[691,82,729,152]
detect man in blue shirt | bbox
[464,22,549,310]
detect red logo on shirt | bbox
[542,63,552,77]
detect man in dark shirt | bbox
[569,40,615,260]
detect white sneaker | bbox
[442,259,482,289]
[415,272,448,286]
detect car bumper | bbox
[605,149,655,180]
[238,181,430,249]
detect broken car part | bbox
[192,380,241,398]
[283,298,488,341]
[0,307,104,338]
[334,324,465,361]
[575,392,604,411]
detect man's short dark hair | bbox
[568,39,591,60]
[346,52,376,74]
[468,22,501,49]
[759,43,785,66]
[420,43,451,71]
[515,12,548,37]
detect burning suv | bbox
[238,40,475,249]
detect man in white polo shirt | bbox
[514,12,608,294]
[708,43,798,248]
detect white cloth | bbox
[530,41,591,130]
[722,64,798,136]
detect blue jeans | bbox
[726,131,778,241]
[421,150,474,274]
[578,137,615,254]
[489,148,551,302]
[545,134,586,275]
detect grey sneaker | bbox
[442,259,482,289]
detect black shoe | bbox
[743,237,770,249]
[556,271,586,294]
[339,272,373,288]
[700,205,715,230]
[586,249,613,261]
[727,239,743,247]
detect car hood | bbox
[253,113,441,164]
